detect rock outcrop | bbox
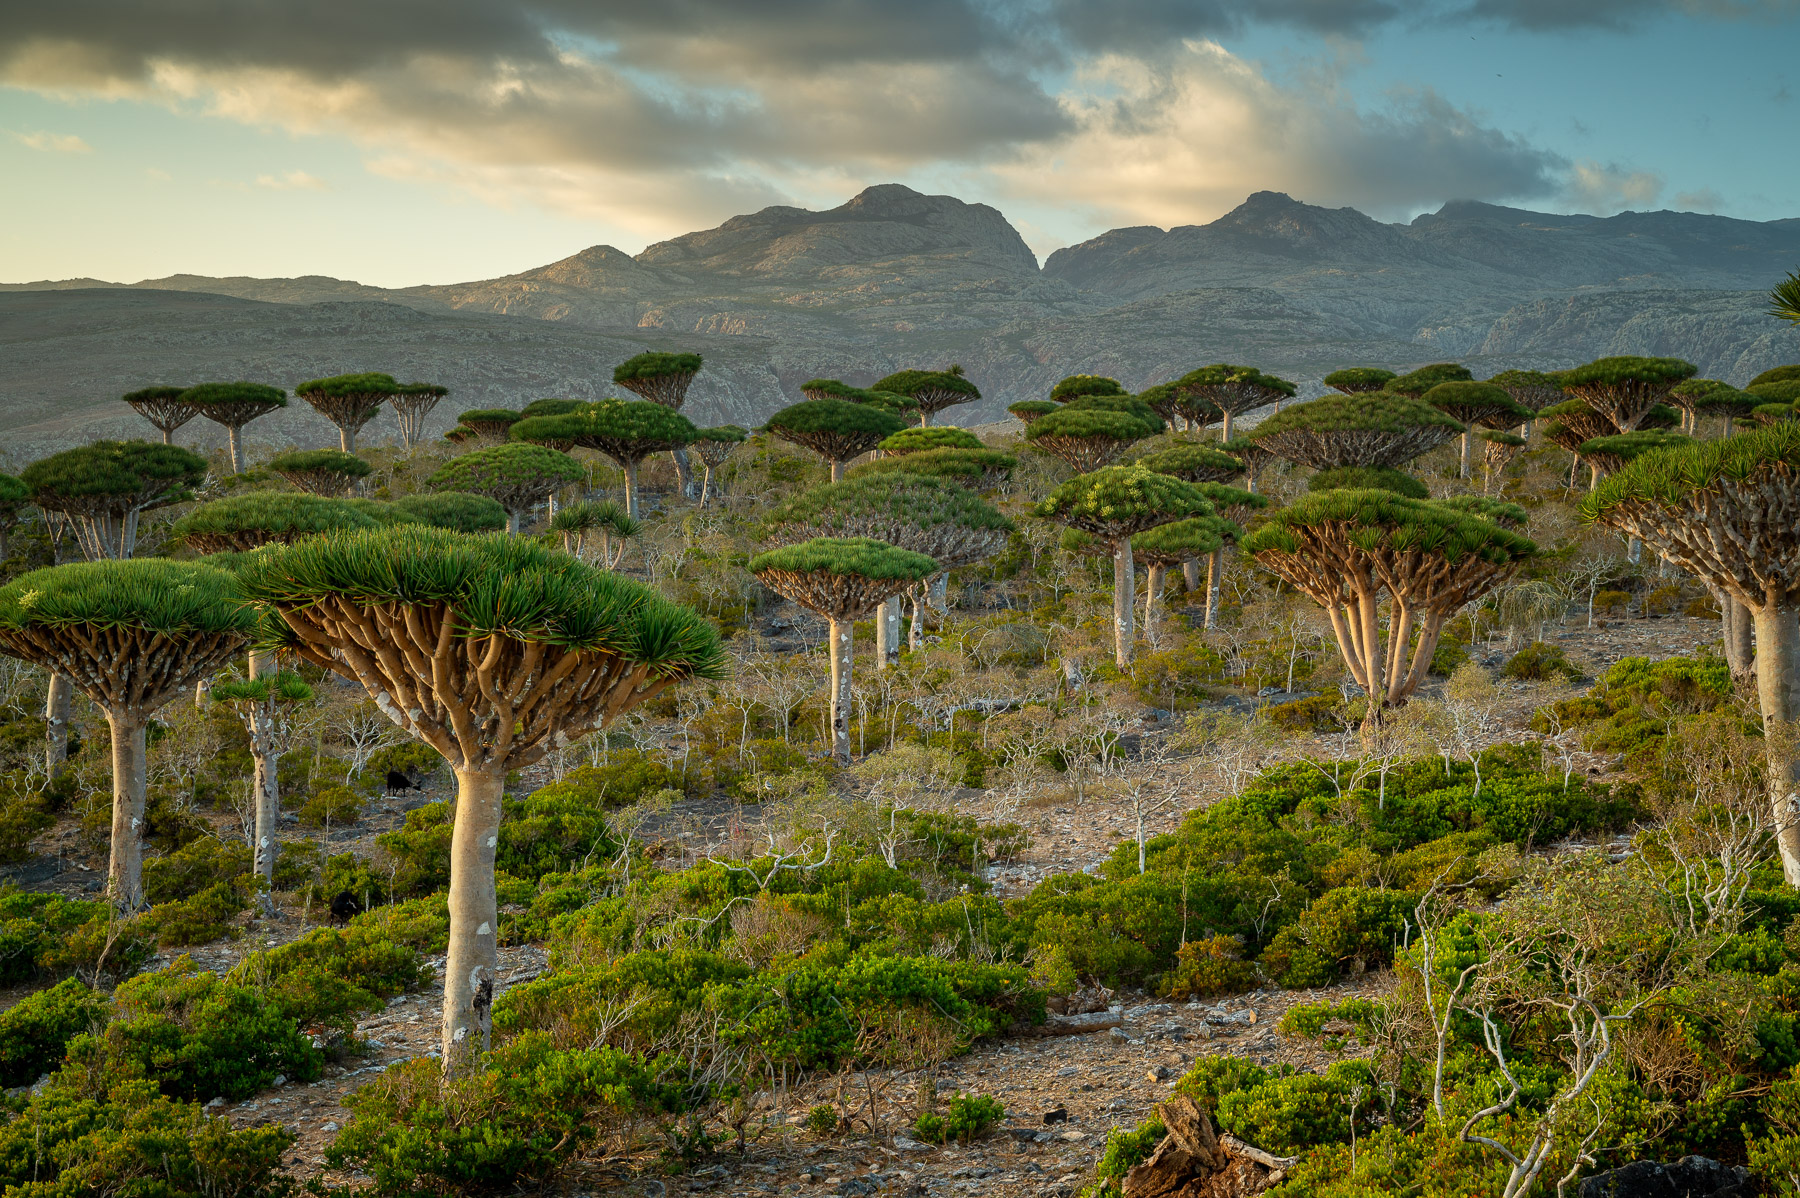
[1577,1155,1751,1198]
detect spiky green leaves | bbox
[1577,430,1693,476]
[551,499,640,539]
[1243,490,1535,569]
[123,385,199,438]
[172,493,380,553]
[1025,407,1162,472]
[1751,366,1800,388]
[1132,518,1225,564]
[182,382,286,414]
[1034,465,1216,539]
[511,399,698,465]
[1476,429,1527,448]
[1559,356,1698,432]
[696,424,749,444]
[1424,382,1531,429]
[295,373,400,400]
[1308,466,1429,498]
[239,525,725,675]
[1050,376,1125,402]
[1387,364,1472,397]
[749,537,937,621]
[766,400,906,442]
[1583,422,1800,518]
[614,352,703,383]
[268,449,373,497]
[520,399,584,419]
[1172,364,1297,414]
[1436,495,1529,528]
[1251,393,1464,469]
[872,368,980,416]
[427,444,584,516]
[1134,443,1245,484]
[212,671,314,705]
[388,492,508,533]
[456,409,522,435]
[23,441,208,505]
[847,447,1017,490]
[766,474,1011,568]
[880,427,983,455]
[0,559,256,637]
[1486,369,1566,413]
[1323,368,1396,395]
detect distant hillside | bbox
[4,185,1797,452]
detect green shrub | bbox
[805,1104,840,1136]
[1086,1112,1165,1198]
[1161,934,1260,999]
[0,887,115,982]
[0,790,51,863]
[326,1033,673,1197]
[1266,694,1344,733]
[527,751,682,810]
[1430,631,1470,677]
[231,924,427,1040]
[1594,588,1630,616]
[272,836,323,892]
[0,977,106,1086]
[1502,641,1580,682]
[141,881,247,947]
[1214,1061,1374,1156]
[361,742,440,792]
[376,802,454,897]
[1258,888,1415,988]
[496,786,618,882]
[350,895,451,953]
[97,956,322,1101]
[0,1075,299,1198]
[300,783,364,826]
[914,1093,1004,1144]
[35,907,157,983]
[144,835,252,904]
[1176,1055,1271,1112]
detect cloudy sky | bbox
[2,0,1794,286]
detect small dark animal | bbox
[1042,1107,1068,1125]
[385,770,421,797]
[329,890,362,924]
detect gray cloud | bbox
[1461,0,1797,30]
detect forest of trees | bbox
[4,304,1800,1198]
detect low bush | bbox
[1501,641,1580,682]
[300,783,365,827]
[325,1033,674,1197]
[1214,1060,1376,1156]
[144,835,252,905]
[0,886,114,982]
[1594,589,1631,617]
[0,790,51,864]
[1085,1111,1165,1198]
[1265,694,1344,733]
[95,956,322,1101]
[141,880,247,947]
[350,895,451,953]
[376,802,455,898]
[1161,933,1260,999]
[0,976,106,1085]
[231,923,428,1041]
[361,742,441,791]
[914,1093,1004,1144]
[1258,888,1415,988]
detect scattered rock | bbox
[1577,1156,1751,1198]
[1146,1066,1172,1082]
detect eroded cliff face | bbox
[5,185,1797,447]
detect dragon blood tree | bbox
[848,447,1018,492]
[171,492,379,553]
[1541,399,1678,489]
[1387,363,1472,397]
[1423,382,1531,478]
[615,351,705,495]
[880,427,983,456]
[511,400,696,520]
[1577,430,1693,481]
[1323,368,1396,395]
[1487,369,1565,425]
[1243,490,1534,725]
[123,385,198,445]
[181,382,286,474]
[449,409,522,447]
[390,382,449,451]
[1134,443,1246,486]
[211,669,313,909]
[0,560,253,907]
[764,399,907,483]
[267,449,372,497]
[1560,355,1698,433]
[1035,465,1216,667]
[24,440,207,561]
[1132,517,1224,643]
[427,443,584,533]
[800,378,863,402]
[1308,466,1429,498]
[388,492,508,533]
[693,425,747,505]
[294,373,401,453]
[1251,393,1464,472]
[241,525,724,1070]
[1583,424,1800,882]
[1007,400,1059,426]
[1191,482,1268,629]
[1051,375,1126,402]
[1219,437,1275,495]
[767,474,1012,662]
[1025,403,1162,472]
[873,366,980,427]
[1170,364,1297,442]
[1477,429,1528,493]
[749,537,935,763]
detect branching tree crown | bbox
[766,474,1011,568]
[1577,430,1693,478]
[1387,363,1473,397]
[511,399,697,517]
[880,427,983,455]
[1134,443,1245,484]
[181,382,287,473]
[24,440,209,560]
[426,443,585,528]
[390,382,449,451]
[1323,368,1396,395]
[1171,364,1297,440]
[1025,406,1162,473]
[295,372,401,452]
[1485,369,1566,414]
[519,398,585,419]
[1751,365,1800,388]
[268,449,373,497]
[1251,393,1464,470]
[1424,382,1532,429]
[693,424,748,465]
[1034,465,1216,539]
[749,537,938,609]
[1132,517,1225,565]
[872,367,980,423]
[1007,400,1059,425]
[123,385,198,444]
[847,447,1017,491]
[172,492,380,553]
[387,492,509,533]
[1050,375,1125,402]
[1559,356,1698,432]
[455,409,523,441]
[763,399,907,481]
[614,352,703,408]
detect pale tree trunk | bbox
[505,509,523,535]
[1205,546,1224,631]
[929,573,950,619]
[1220,410,1235,442]
[159,427,173,446]
[623,459,641,520]
[828,616,853,765]
[227,426,246,475]
[45,673,73,777]
[1459,432,1473,479]
[908,583,927,651]
[1144,564,1165,645]
[1722,593,1755,693]
[105,711,147,911]
[700,465,715,507]
[1113,536,1136,668]
[1182,559,1202,592]
[670,448,695,499]
[876,595,901,668]
[829,458,846,484]
[1753,601,1800,886]
[247,651,280,913]
[443,767,505,1074]
[340,427,356,454]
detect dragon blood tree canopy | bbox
[693,424,748,467]
[1323,368,1396,395]
[880,427,983,456]
[1050,375,1126,402]
[763,399,907,482]
[390,382,449,450]
[1559,356,1698,433]
[614,351,703,408]
[451,409,522,445]
[294,372,401,453]
[765,474,1012,570]
[181,382,286,474]
[122,385,197,444]
[24,440,208,561]
[1170,364,1297,441]
[1134,443,1246,485]
[848,447,1017,492]
[1486,369,1566,415]
[268,449,373,497]
[1025,404,1162,473]
[171,492,380,553]
[1008,400,1060,426]
[510,399,697,518]
[1243,489,1534,720]
[1251,392,1464,471]
[1308,465,1429,498]
[1577,430,1693,479]
[388,492,509,533]
[426,443,585,531]
[1387,363,1473,397]
[872,366,980,426]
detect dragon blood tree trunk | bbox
[1183,559,1202,591]
[1753,602,1800,885]
[44,674,73,777]
[1113,535,1136,668]
[828,616,854,764]
[105,711,148,910]
[1205,546,1224,631]
[248,651,281,910]
[1721,593,1755,693]
[623,459,641,520]
[671,449,695,499]
[1144,563,1165,644]
[876,596,901,668]
[443,766,505,1070]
